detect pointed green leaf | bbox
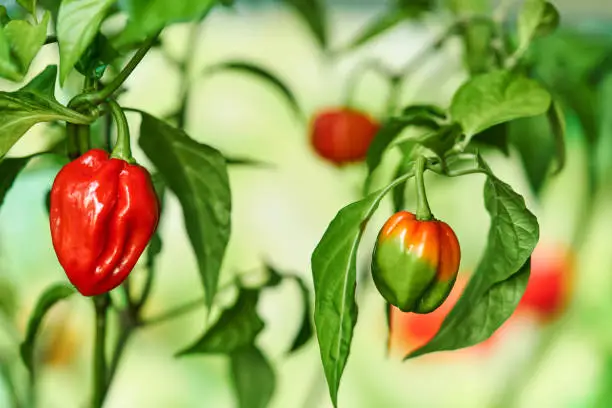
[17,0,38,14]
[203,61,304,120]
[138,112,231,310]
[0,66,94,158]
[407,160,539,358]
[116,0,216,47]
[547,99,566,175]
[0,27,22,82]
[19,283,76,374]
[312,172,413,407]
[450,70,551,140]
[230,346,276,408]
[3,11,49,74]
[57,0,117,84]
[517,0,560,51]
[178,289,263,355]
[342,11,406,51]
[282,0,327,49]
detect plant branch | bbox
[144,298,205,327]
[92,294,110,408]
[176,22,203,128]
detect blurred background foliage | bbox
[1,0,612,407]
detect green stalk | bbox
[107,100,134,163]
[415,156,433,221]
[92,295,110,408]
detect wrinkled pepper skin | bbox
[310,108,379,165]
[49,149,159,296]
[372,211,460,313]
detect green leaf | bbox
[0,26,22,82]
[264,265,283,288]
[450,70,551,140]
[225,156,273,168]
[3,11,49,74]
[547,99,566,175]
[75,33,118,80]
[57,0,117,84]
[203,61,303,120]
[138,112,231,310]
[116,0,216,47]
[407,160,539,358]
[0,276,17,318]
[288,276,313,353]
[517,0,560,51]
[230,345,276,408]
[19,283,76,374]
[470,123,510,156]
[342,11,406,51]
[0,65,94,159]
[178,289,263,355]
[0,156,31,209]
[312,173,412,406]
[17,0,37,14]
[282,0,327,49]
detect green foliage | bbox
[407,158,539,357]
[19,283,76,374]
[2,11,49,78]
[57,0,117,84]
[0,156,31,209]
[138,112,231,311]
[203,61,304,120]
[517,0,560,52]
[116,0,216,46]
[281,0,327,49]
[17,0,38,15]
[178,289,264,355]
[450,70,551,141]
[0,66,93,158]
[311,173,412,407]
[288,276,313,353]
[230,346,276,408]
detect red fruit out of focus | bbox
[517,242,574,321]
[310,108,379,165]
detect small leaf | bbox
[3,11,50,74]
[450,70,551,140]
[139,112,231,310]
[0,156,31,209]
[0,277,17,318]
[407,159,539,358]
[178,289,263,355]
[288,276,314,353]
[57,0,117,84]
[547,99,566,175]
[116,0,216,46]
[282,0,327,49]
[203,61,304,120]
[230,345,276,408]
[0,24,23,82]
[0,66,93,159]
[225,156,273,168]
[17,0,37,14]
[312,173,412,406]
[517,0,560,51]
[342,11,406,51]
[20,283,76,374]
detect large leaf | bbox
[230,346,276,408]
[116,0,216,46]
[0,156,32,209]
[450,70,551,140]
[178,289,263,355]
[288,276,313,353]
[517,0,560,51]
[139,112,231,310]
[3,11,49,74]
[203,61,303,120]
[0,66,94,158]
[407,160,539,358]
[282,0,327,49]
[312,173,412,406]
[20,283,76,374]
[57,0,117,84]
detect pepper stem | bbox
[107,100,135,163]
[415,156,434,221]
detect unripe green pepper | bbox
[372,211,460,313]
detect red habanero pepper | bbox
[310,108,379,165]
[49,149,159,296]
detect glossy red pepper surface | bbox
[49,149,159,296]
[310,108,379,165]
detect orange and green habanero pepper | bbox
[372,211,460,313]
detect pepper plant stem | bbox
[415,156,433,221]
[92,294,110,408]
[107,100,134,162]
